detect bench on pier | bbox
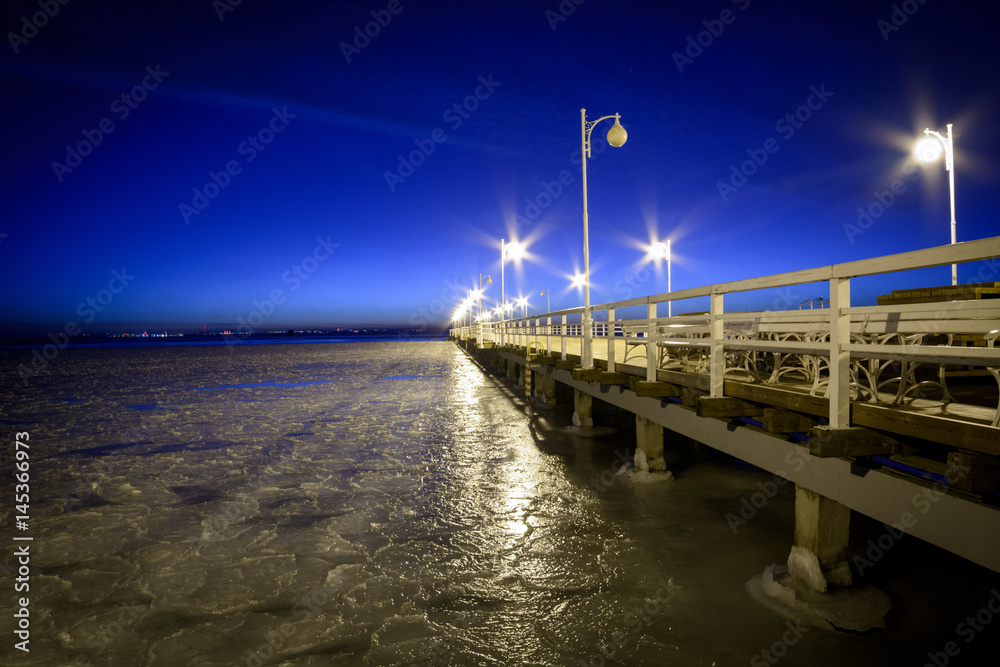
[621,305,1000,426]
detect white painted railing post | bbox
[829,277,851,428]
[561,314,568,360]
[710,292,725,397]
[607,308,616,372]
[647,302,658,381]
[546,316,552,358]
[583,312,594,369]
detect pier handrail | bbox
[452,236,1000,429]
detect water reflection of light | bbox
[455,362,485,407]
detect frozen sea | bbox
[2,339,999,666]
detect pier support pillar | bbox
[788,485,852,593]
[635,415,666,471]
[539,374,556,405]
[573,389,593,427]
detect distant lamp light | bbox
[571,273,587,288]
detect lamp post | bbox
[653,241,672,317]
[581,108,628,368]
[500,239,523,318]
[478,273,492,320]
[915,124,957,286]
[516,297,528,318]
[540,289,550,314]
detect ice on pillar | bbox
[788,485,852,593]
[635,415,666,472]
[572,389,592,427]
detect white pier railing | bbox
[453,236,1000,429]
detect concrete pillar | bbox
[573,389,593,427]
[635,415,666,471]
[506,358,515,380]
[788,485,852,593]
[540,374,556,406]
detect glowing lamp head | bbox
[505,241,525,261]
[571,273,587,288]
[652,242,670,261]
[607,116,628,148]
[915,135,943,163]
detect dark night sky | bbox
[1,0,997,335]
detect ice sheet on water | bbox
[746,564,892,632]
[62,556,140,605]
[147,611,350,667]
[54,601,151,663]
[365,613,446,664]
[324,563,371,595]
[32,510,146,568]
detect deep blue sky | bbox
[1,0,997,335]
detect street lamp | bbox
[581,108,628,368]
[540,289,550,314]
[653,241,672,317]
[516,297,528,318]
[915,124,957,286]
[500,238,524,320]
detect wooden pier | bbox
[451,237,1000,585]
